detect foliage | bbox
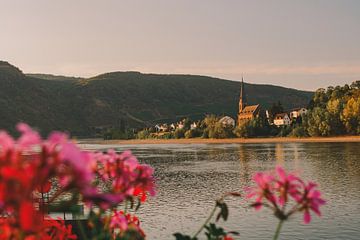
[341,96,360,134]
[288,125,308,137]
[173,128,186,139]
[136,129,151,139]
[103,128,135,140]
[202,115,235,139]
[304,81,360,136]
[268,101,284,121]
[234,117,273,138]
[184,129,202,138]
[173,193,241,240]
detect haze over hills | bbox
[0,61,313,136]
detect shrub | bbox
[173,128,185,139]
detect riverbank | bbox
[79,136,360,145]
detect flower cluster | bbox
[88,150,156,208]
[0,123,156,239]
[246,166,326,224]
[107,210,145,238]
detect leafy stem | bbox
[192,203,217,239]
[273,220,284,240]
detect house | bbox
[155,124,169,132]
[273,113,291,126]
[190,122,198,130]
[219,116,235,127]
[237,78,260,126]
[177,121,184,130]
[154,124,161,132]
[289,108,307,119]
[170,123,176,131]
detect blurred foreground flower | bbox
[0,123,155,239]
[246,166,326,239]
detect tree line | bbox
[104,81,360,139]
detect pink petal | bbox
[0,131,14,152]
[16,123,41,148]
[276,166,286,181]
[303,210,311,224]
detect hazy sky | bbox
[1,0,359,90]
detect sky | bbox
[1,0,359,91]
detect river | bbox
[80,142,360,240]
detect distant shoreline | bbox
[78,136,360,145]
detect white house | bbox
[155,124,169,132]
[274,113,291,126]
[170,123,176,131]
[154,124,161,132]
[219,116,235,127]
[289,108,308,119]
[177,122,184,130]
[190,122,198,130]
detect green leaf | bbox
[173,233,196,240]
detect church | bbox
[237,78,260,126]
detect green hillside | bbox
[0,61,313,136]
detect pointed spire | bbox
[239,75,245,113]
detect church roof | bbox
[241,104,260,113]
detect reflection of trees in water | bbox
[299,143,360,195]
[343,143,360,183]
[202,146,230,160]
[292,143,300,170]
[275,143,284,166]
[237,145,251,185]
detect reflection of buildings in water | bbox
[292,143,300,170]
[275,143,285,166]
[237,145,252,185]
[204,147,228,160]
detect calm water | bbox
[80,142,360,240]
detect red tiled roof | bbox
[241,104,259,113]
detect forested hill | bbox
[0,61,313,136]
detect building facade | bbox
[237,78,260,126]
[273,113,291,126]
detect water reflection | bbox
[80,142,360,240]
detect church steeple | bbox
[239,76,246,113]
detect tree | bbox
[341,96,360,134]
[136,129,151,139]
[305,108,332,136]
[173,128,185,139]
[269,101,284,120]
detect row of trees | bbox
[297,81,360,136]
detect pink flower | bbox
[92,150,156,207]
[247,166,326,224]
[299,182,326,224]
[16,123,41,149]
[58,142,95,193]
[110,211,129,231]
[246,171,276,209]
[106,210,144,238]
[275,166,301,206]
[0,131,14,154]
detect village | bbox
[141,79,308,139]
